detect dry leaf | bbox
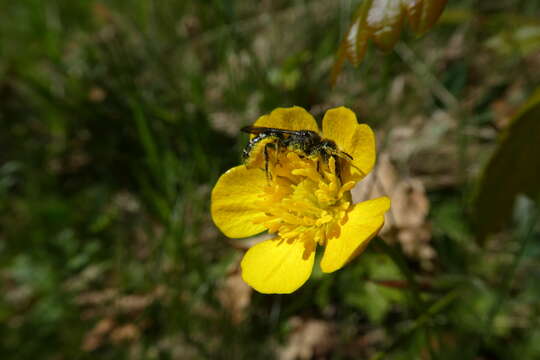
[217,261,252,324]
[331,0,448,84]
[353,153,436,269]
[279,318,335,360]
[110,324,141,344]
[344,328,385,358]
[392,178,429,228]
[114,294,154,313]
[82,317,115,351]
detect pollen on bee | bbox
[241,126,356,184]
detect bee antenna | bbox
[333,150,353,161]
[349,162,368,177]
[342,151,353,160]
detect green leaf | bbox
[473,88,540,239]
[331,0,448,85]
[486,24,540,57]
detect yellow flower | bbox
[211,106,390,294]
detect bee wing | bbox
[240,126,304,136]
[240,126,274,135]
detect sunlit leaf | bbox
[331,0,448,85]
[486,25,540,56]
[473,88,540,239]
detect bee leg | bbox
[317,152,329,177]
[333,155,342,183]
[264,143,274,181]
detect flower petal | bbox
[321,107,376,177]
[320,197,390,273]
[211,165,268,238]
[241,238,315,294]
[254,106,320,132]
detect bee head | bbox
[318,140,338,155]
[318,140,353,161]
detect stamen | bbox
[255,144,356,246]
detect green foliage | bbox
[341,253,406,324]
[473,88,540,239]
[1,0,540,359]
[486,24,540,56]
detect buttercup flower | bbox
[211,106,390,294]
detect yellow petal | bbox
[254,106,320,132]
[320,197,390,273]
[321,107,376,177]
[241,237,315,294]
[211,165,268,238]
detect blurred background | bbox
[1,0,540,359]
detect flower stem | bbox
[372,236,424,314]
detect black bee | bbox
[241,126,353,180]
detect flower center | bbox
[252,151,360,249]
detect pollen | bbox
[253,151,361,249]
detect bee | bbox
[241,126,353,181]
